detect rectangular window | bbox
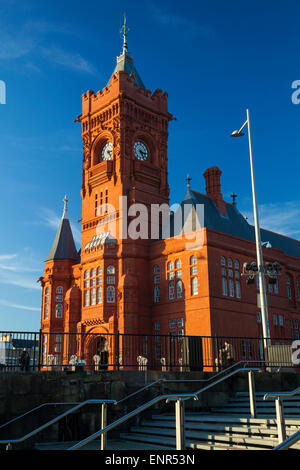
[176,270,182,279]
[154,275,160,284]
[154,321,160,331]
[190,267,197,276]
[191,277,198,295]
[257,311,261,323]
[107,276,115,285]
[222,278,228,296]
[54,344,61,353]
[177,318,184,327]
[295,320,299,329]
[279,315,284,326]
[236,281,241,299]
[168,272,174,280]
[56,295,63,302]
[273,314,278,325]
[154,285,160,303]
[229,279,234,297]
[84,290,89,307]
[169,319,175,329]
[97,287,102,304]
[274,279,279,294]
[90,288,96,305]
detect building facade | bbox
[39,32,300,368]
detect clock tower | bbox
[74,17,174,343]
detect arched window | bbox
[45,287,49,295]
[55,304,63,318]
[153,265,160,274]
[169,281,175,300]
[221,256,226,266]
[107,265,115,275]
[176,280,183,298]
[190,255,197,265]
[175,259,181,269]
[90,268,96,278]
[97,266,102,276]
[56,286,63,294]
[228,258,233,268]
[167,261,174,271]
[191,277,198,295]
[84,270,89,279]
[107,286,115,303]
[234,260,240,270]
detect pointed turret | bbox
[46,196,78,262]
[107,14,145,88]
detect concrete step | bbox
[210,407,300,416]
[151,413,300,426]
[140,419,285,437]
[121,427,290,450]
[35,439,172,450]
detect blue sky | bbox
[0,0,300,331]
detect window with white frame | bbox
[190,255,197,265]
[175,259,181,269]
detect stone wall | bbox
[0,369,299,449]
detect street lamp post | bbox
[231,109,270,349]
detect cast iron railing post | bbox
[38,329,42,371]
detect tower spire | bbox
[62,194,69,219]
[120,13,130,54]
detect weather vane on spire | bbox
[120,13,130,54]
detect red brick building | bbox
[40,33,300,368]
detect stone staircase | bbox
[33,392,300,450]
[118,392,300,450]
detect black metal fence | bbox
[0,330,298,372]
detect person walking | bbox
[222,341,235,369]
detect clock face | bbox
[101,142,113,161]
[134,141,148,161]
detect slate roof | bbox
[171,187,300,259]
[107,51,145,88]
[46,216,78,262]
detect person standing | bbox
[19,348,30,372]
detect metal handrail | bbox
[69,366,259,450]
[264,385,300,445]
[0,399,116,447]
[0,362,238,434]
[0,402,79,431]
[264,386,300,400]
[273,429,300,450]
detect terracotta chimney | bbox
[203,167,227,216]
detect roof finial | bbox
[62,194,69,219]
[185,174,192,189]
[231,192,238,206]
[120,13,129,54]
